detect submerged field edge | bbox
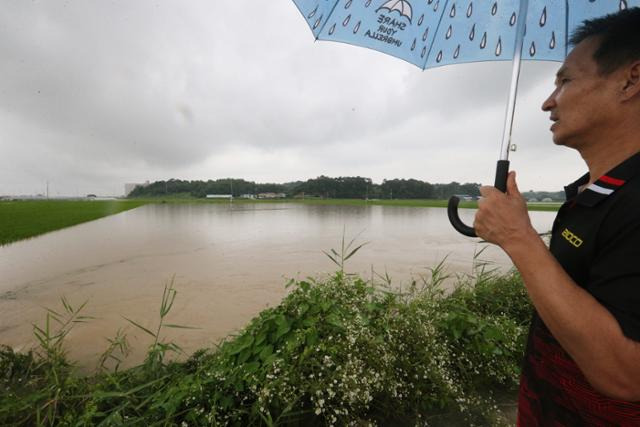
[1,198,559,245]
[129,196,562,211]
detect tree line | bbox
[127,176,487,200]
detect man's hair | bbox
[570,7,640,75]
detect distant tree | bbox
[381,179,434,199]
[293,176,372,199]
[458,182,481,197]
[256,183,287,194]
[127,177,554,200]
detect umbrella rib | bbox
[421,0,451,70]
[564,0,569,58]
[315,0,341,40]
[499,0,529,162]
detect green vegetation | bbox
[129,175,565,210]
[128,176,484,200]
[0,259,532,426]
[129,176,566,202]
[522,202,563,212]
[0,200,147,246]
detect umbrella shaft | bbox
[500,0,529,161]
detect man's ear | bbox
[621,60,640,101]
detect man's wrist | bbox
[502,226,544,261]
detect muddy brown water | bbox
[0,203,555,369]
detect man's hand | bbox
[473,171,537,252]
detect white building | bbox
[257,192,286,199]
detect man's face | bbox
[541,37,620,149]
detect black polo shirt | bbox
[517,152,640,426]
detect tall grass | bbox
[0,254,531,426]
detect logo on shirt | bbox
[561,228,583,248]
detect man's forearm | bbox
[505,230,640,401]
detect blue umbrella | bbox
[293,0,639,236]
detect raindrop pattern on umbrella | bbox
[293,0,639,69]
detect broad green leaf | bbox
[275,323,291,341]
[259,345,273,360]
[298,304,309,315]
[244,361,260,374]
[326,314,343,329]
[255,332,267,346]
[229,335,255,356]
[237,347,252,364]
[263,354,277,367]
[275,314,288,327]
[305,331,318,346]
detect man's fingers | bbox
[507,171,521,197]
[479,185,495,197]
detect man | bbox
[473,8,640,426]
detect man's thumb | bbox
[507,171,520,196]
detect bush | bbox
[0,267,531,426]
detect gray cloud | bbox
[0,1,584,196]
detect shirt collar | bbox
[565,151,640,207]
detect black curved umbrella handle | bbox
[447,160,510,238]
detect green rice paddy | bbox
[0,200,147,246]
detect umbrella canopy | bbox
[294,0,634,69]
[293,0,639,236]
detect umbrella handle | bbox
[447,160,510,238]
[447,196,477,237]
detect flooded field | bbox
[0,203,555,368]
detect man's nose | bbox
[541,91,556,112]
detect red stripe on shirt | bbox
[600,175,626,186]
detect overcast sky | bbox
[0,1,587,197]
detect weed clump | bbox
[0,265,531,426]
